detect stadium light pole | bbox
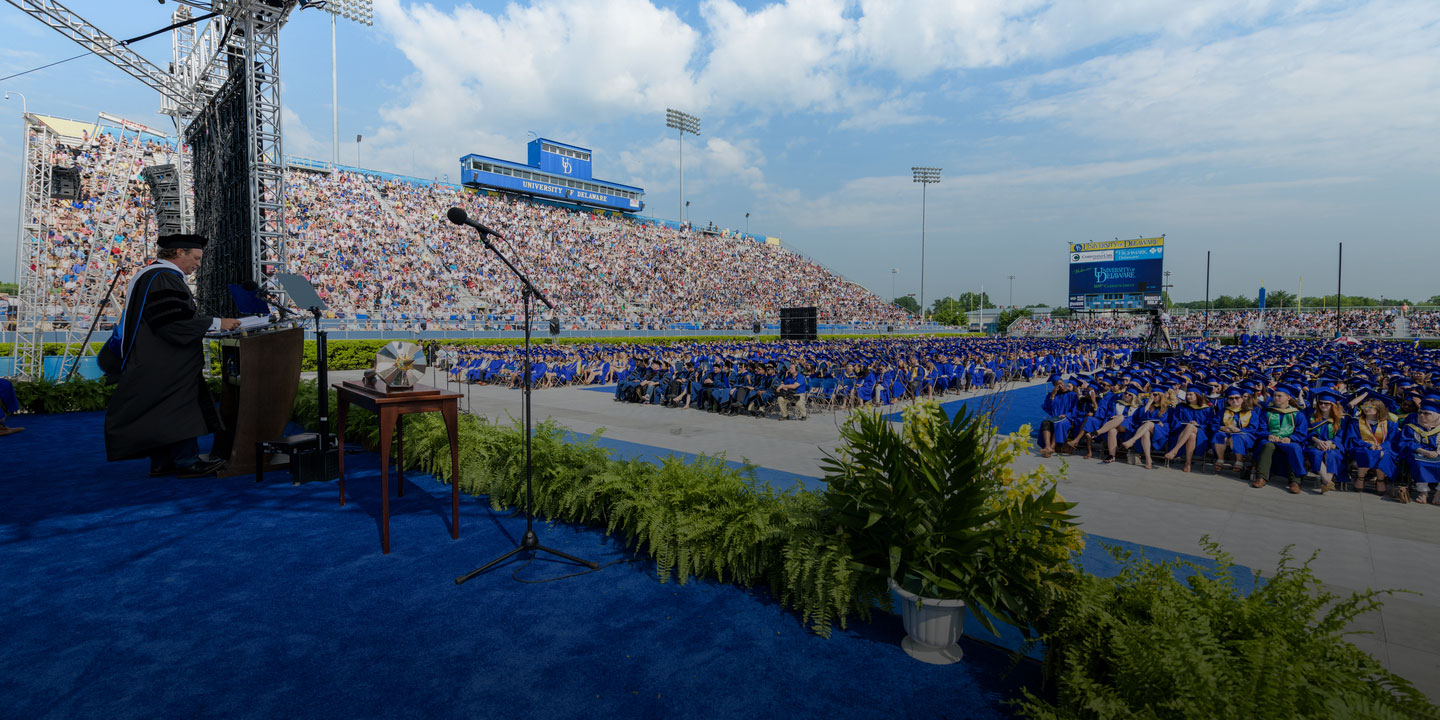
[891,268,898,305]
[745,212,750,236]
[666,108,700,224]
[912,166,941,322]
[1008,274,1015,309]
[304,0,373,170]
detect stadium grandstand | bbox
[6,111,1435,346]
[7,112,917,343]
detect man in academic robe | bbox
[104,233,241,477]
[0,377,22,436]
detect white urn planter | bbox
[889,578,966,664]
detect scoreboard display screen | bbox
[1067,237,1164,305]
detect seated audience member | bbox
[0,377,22,435]
[1164,384,1213,473]
[1210,387,1262,473]
[1304,389,1349,493]
[1397,396,1440,505]
[1347,396,1398,495]
[1249,384,1309,494]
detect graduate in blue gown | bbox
[1346,394,1399,494]
[1304,388,1349,493]
[1038,375,1078,457]
[1249,384,1309,494]
[1396,396,1440,505]
[1089,383,1145,463]
[1210,386,1263,472]
[1120,387,1173,469]
[1164,384,1214,473]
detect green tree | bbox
[1265,289,1296,310]
[1050,307,1072,317]
[953,291,996,310]
[0,282,16,295]
[930,296,967,326]
[892,295,920,316]
[995,307,1033,334]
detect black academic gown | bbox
[104,265,224,461]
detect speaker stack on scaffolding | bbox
[779,306,818,341]
[141,164,184,237]
[49,165,80,200]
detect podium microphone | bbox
[446,207,505,239]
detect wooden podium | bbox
[211,326,304,478]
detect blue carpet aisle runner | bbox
[0,407,1252,719]
[0,412,1033,720]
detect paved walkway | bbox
[322,369,1440,700]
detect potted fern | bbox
[821,402,1081,664]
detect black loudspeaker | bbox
[779,306,817,341]
[752,321,762,334]
[50,165,80,200]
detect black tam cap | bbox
[157,233,208,250]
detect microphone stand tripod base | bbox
[455,529,599,584]
[451,246,597,585]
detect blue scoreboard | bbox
[1067,237,1165,311]
[460,138,644,213]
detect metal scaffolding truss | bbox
[9,117,54,380]
[2,0,198,116]
[235,2,290,280]
[7,0,298,377]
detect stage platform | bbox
[3,372,1437,714]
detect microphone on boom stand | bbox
[446,207,505,239]
[445,206,599,584]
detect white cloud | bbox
[1002,0,1440,171]
[281,105,328,161]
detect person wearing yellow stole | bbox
[1249,384,1308,494]
[1210,387,1262,473]
[1346,396,1398,495]
[1304,389,1350,494]
[1397,396,1440,505]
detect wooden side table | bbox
[333,381,463,554]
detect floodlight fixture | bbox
[912,166,942,184]
[911,166,942,322]
[313,0,374,25]
[665,108,701,224]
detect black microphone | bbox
[446,207,504,238]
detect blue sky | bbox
[2,0,1437,307]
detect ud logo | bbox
[561,157,572,174]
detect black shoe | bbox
[177,457,225,479]
[149,464,178,478]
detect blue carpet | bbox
[885,384,1050,434]
[582,384,618,393]
[0,411,1035,719]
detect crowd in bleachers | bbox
[17,128,910,331]
[23,129,176,326]
[1009,308,1405,338]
